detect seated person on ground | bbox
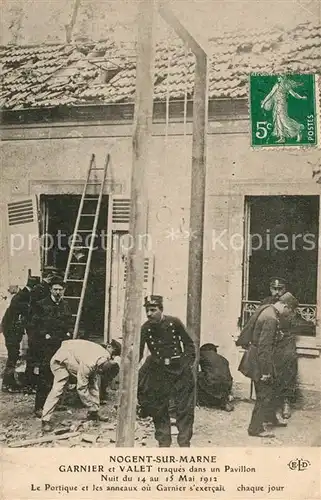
[197,343,234,412]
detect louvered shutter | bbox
[6,196,41,286]
[123,254,154,294]
[111,196,131,231]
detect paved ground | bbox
[0,356,320,448]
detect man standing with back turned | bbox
[247,292,299,438]
[139,295,195,447]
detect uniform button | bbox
[169,323,173,326]
[172,329,175,333]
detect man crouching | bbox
[41,339,121,432]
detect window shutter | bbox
[8,199,34,226]
[111,196,131,231]
[6,196,41,286]
[123,255,154,294]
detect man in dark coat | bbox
[261,278,298,419]
[197,343,233,411]
[138,295,195,447]
[32,277,73,416]
[1,276,38,392]
[247,292,298,438]
[24,268,60,392]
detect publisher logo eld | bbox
[287,458,311,471]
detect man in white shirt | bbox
[41,339,121,432]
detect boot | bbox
[282,400,291,419]
[87,411,109,422]
[248,430,275,438]
[41,421,53,433]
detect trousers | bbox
[2,340,21,388]
[35,360,54,411]
[139,358,195,447]
[248,379,278,435]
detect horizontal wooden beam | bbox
[158,1,207,57]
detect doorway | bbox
[242,195,319,335]
[40,195,109,339]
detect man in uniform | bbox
[1,275,38,392]
[261,277,297,419]
[138,295,195,447]
[32,277,73,417]
[24,268,60,392]
[41,339,121,432]
[197,343,234,411]
[262,277,287,305]
[247,292,298,437]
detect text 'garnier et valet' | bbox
[58,456,218,472]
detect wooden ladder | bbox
[64,153,110,338]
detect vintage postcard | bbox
[0,0,320,499]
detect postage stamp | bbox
[250,74,318,148]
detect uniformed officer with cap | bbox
[262,277,287,305]
[261,277,297,419]
[247,292,299,437]
[138,295,195,447]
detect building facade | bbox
[1,21,320,392]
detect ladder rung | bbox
[86,182,102,185]
[90,167,105,171]
[73,246,90,249]
[70,262,86,266]
[66,279,83,283]
[77,230,96,233]
[84,198,99,201]
[64,296,81,300]
[80,214,96,217]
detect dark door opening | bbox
[40,195,109,339]
[243,195,319,335]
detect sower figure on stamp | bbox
[261,277,298,419]
[32,277,73,417]
[138,295,195,447]
[244,292,298,438]
[41,339,121,432]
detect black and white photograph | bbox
[0,1,320,495]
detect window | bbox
[242,195,319,336]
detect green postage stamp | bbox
[250,74,318,148]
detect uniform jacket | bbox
[252,305,280,376]
[1,287,32,337]
[140,315,195,369]
[52,339,111,410]
[236,304,271,348]
[31,295,73,356]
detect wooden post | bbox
[187,50,207,371]
[116,0,155,447]
[158,2,208,372]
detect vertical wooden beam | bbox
[186,51,207,367]
[116,0,155,447]
[158,1,208,367]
